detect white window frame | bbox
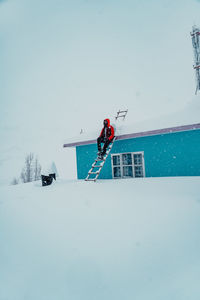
[111,151,145,179]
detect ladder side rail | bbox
[85,137,116,181]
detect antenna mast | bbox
[191,26,200,94]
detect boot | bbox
[97,151,102,159]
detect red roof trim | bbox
[63,123,200,148]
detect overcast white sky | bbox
[0,0,200,182]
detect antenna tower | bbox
[191,26,200,94]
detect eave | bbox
[63,123,200,148]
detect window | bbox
[133,153,144,178]
[112,155,121,178]
[122,154,133,177]
[111,152,145,179]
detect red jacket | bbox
[99,118,115,141]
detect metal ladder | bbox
[85,138,115,182]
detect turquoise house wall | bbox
[76,129,200,179]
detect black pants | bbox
[97,137,111,154]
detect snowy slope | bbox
[1,177,200,300]
[64,95,200,145]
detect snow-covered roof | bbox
[63,97,200,148]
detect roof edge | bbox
[63,123,200,148]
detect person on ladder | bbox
[97,118,115,159]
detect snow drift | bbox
[0,177,200,300]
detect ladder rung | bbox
[92,165,103,168]
[89,171,99,175]
[92,162,103,167]
[95,158,105,162]
[85,179,96,182]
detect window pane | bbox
[123,166,133,177]
[134,166,143,177]
[134,154,142,165]
[112,155,120,166]
[122,153,132,165]
[113,167,121,178]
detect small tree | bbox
[11,177,19,185]
[21,153,34,183]
[34,157,42,181]
[20,153,42,183]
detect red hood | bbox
[104,118,110,127]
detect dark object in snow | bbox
[41,173,56,186]
[49,173,56,180]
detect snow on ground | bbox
[0,176,200,300]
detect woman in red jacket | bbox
[97,118,115,158]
